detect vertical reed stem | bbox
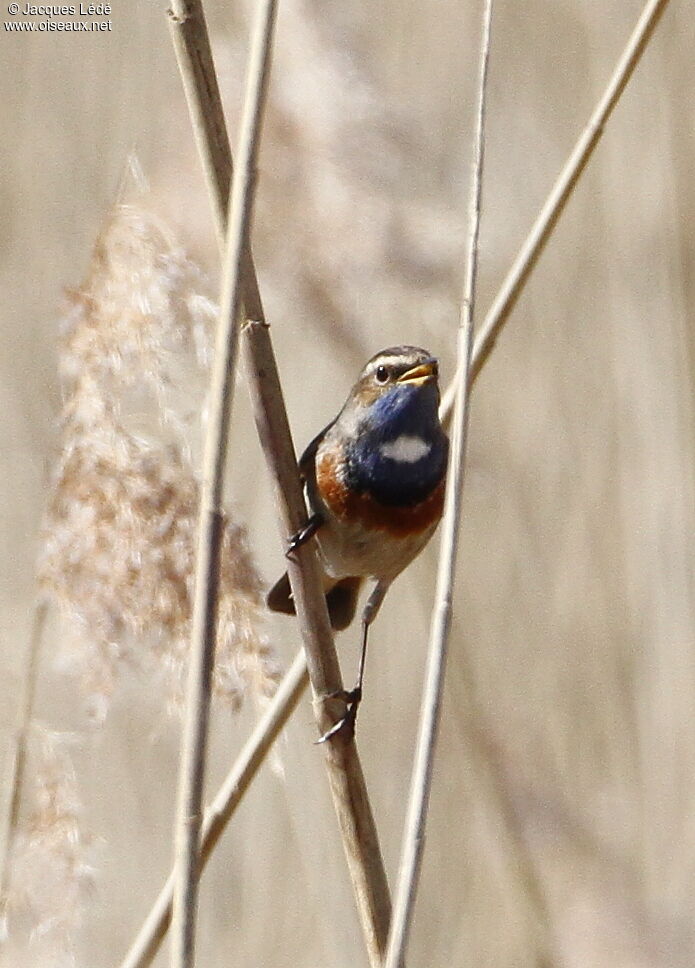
[166,2,391,964]
[384,2,493,964]
[169,2,279,966]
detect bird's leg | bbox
[285,512,323,558]
[347,581,388,705]
[317,581,390,744]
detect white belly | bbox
[315,509,435,583]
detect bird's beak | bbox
[397,358,438,386]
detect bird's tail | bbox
[266,572,362,631]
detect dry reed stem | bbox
[118,648,308,968]
[167,0,265,319]
[0,600,47,932]
[240,332,393,968]
[167,3,392,966]
[121,3,673,964]
[439,0,673,423]
[169,1,279,965]
[168,0,230,251]
[384,2,492,965]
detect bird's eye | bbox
[375,365,389,384]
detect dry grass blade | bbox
[118,649,308,968]
[169,1,279,966]
[384,2,492,966]
[167,2,391,966]
[439,0,673,423]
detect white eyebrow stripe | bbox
[370,355,407,371]
[379,435,432,463]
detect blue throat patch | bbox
[344,382,448,507]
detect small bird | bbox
[267,345,449,738]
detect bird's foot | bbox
[316,687,362,744]
[285,513,323,559]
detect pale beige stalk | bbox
[167,2,391,966]
[119,648,308,968]
[169,1,279,966]
[0,600,47,926]
[384,2,492,965]
[168,0,231,250]
[439,0,673,424]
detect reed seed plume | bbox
[37,204,280,722]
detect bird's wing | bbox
[298,418,336,483]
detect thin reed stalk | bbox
[439,0,673,422]
[168,0,231,250]
[167,0,265,327]
[0,599,47,927]
[119,648,308,968]
[384,3,492,965]
[242,328,393,968]
[167,2,391,964]
[169,1,279,966]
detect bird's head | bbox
[341,345,442,439]
[318,346,447,508]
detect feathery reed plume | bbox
[37,205,279,722]
[2,727,94,968]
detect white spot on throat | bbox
[379,435,431,464]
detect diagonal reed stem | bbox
[119,1,672,965]
[119,649,308,968]
[241,331,393,968]
[167,0,265,321]
[384,2,492,965]
[169,1,279,966]
[166,1,391,966]
[439,0,673,423]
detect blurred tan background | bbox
[1,0,694,965]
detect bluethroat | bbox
[267,345,449,739]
